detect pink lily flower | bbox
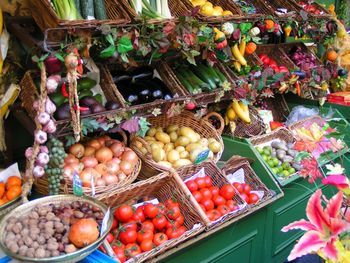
[322,175,350,191]
[282,189,350,261]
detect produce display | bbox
[225,99,251,124]
[258,53,289,73]
[135,125,222,170]
[174,62,228,94]
[0,176,22,206]
[64,135,139,188]
[190,0,233,16]
[111,68,173,105]
[128,0,172,19]
[288,46,318,73]
[296,1,324,15]
[2,201,104,258]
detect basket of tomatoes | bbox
[99,172,205,263]
[178,161,248,230]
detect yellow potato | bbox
[144,136,156,142]
[169,131,178,143]
[209,140,222,154]
[179,151,189,159]
[166,124,179,133]
[185,143,203,153]
[146,127,157,137]
[155,132,171,144]
[157,161,173,169]
[167,150,180,163]
[175,136,191,147]
[164,143,175,152]
[152,148,165,162]
[173,159,192,169]
[175,146,186,153]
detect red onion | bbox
[45,55,62,75]
[33,165,45,177]
[36,152,50,166]
[46,75,61,94]
[34,130,47,144]
[25,147,33,159]
[36,112,50,125]
[45,98,56,115]
[43,120,57,134]
[39,146,49,154]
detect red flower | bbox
[299,158,322,183]
[183,33,195,47]
[163,22,176,36]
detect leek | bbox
[51,0,81,20]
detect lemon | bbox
[222,10,233,16]
[213,6,223,13]
[227,108,236,120]
[192,0,207,7]
[212,7,223,16]
[337,29,347,38]
[200,3,214,16]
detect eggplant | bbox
[152,90,163,100]
[55,103,71,120]
[90,103,106,114]
[105,101,120,110]
[139,89,151,103]
[80,96,99,107]
[338,68,348,77]
[164,94,173,100]
[149,77,169,91]
[126,94,139,105]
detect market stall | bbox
[0,0,350,262]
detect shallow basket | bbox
[264,94,290,122]
[290,0,332,19]
[260,0,301,18]
[0,195,112,263]
[177,161,247,230]
[236,0,275,17]
[288,115,326,131]
[31,0,130,33]
[131,111,224,180]
[101,172,205,263]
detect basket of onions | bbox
[35,132,141,200]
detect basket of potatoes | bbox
[0,195,112,262]
[131,111,224,179]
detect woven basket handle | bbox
[133,136,152,154]
[222,155,252,174]
[115,130,128,145]
[202,112,224,135]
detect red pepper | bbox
[216,39,228,49]
[61,82,69,97]
[73,105,90,112]
[295,81,301,97]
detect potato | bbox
[150,143,161,151]
[179,127,198,143]
[152,148,165,162]
[199,138,209,147]
[186,143,203,153]
[208,140,222,154]
[146,128,157,137]
[157,161,173,169]
[175,136,190,147]
[144,136,156,142]
[208,150,214,160]
[169,131,178,143]
[151,141,164,148]
[175,146,186,153]
[155,132,171,144]
[156,127,163,132]
[166,124,179,133]
[173,159,192,169]
[167,150,180,163]
[164,143,175,152]
[179,151,190,159]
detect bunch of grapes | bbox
[45,138,67,195]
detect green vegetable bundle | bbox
[51,0,107,20]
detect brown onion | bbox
[65,154,80,164]
[96,137,106,147]
[69,143,85,159]
[111,157,121,164]
[80,168,100,187]
[87,139,101,149]
[83,146,96,157]
[124,147,132,152]
[120,161,133,175]
[81,157,98,168]
[95,178,106,187]
[121,150,138,164]
[95,163,108,176]
[117,172,127,182]
[110,142,124,158]
[64,163,83,181]
[105,139,118,147]
[102,174,119,185]
[106,161,120,175]
[95,147,113,163]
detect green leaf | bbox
[294,151,310,163]
[100,45,116,59]
[120,53,129,63]
[65,136,76,147]
[81,118,100,135]
[39,53,49,62]
[239,22,252,34]
[106,34,114,45]
[117,36,133,54]
[137,117,150,137]
[54,53,65,62]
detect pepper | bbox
[283,25,292,37]
[61,82,69,97]
[295,81,301,97]
[73,105,90,112]
[216,39,227,49]
[213,28,226,43]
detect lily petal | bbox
[329,218,350,236]
[322,175,350,190]
[322,238,338,261]
[287,230,326,261]
[282,219,317,232]
[306,189,331,230]
[325,191,344,218]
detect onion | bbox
[105,139,118,147]
[69,143,85,159]
[124,147,132,152]
[35,130,47,144]
[95,147,113,163]
[63,163,83,181]
[121,151,138,165]
[117,172,127,182]
[36,112,50,125]
[65,53,79,70]
[110,142,124,158]
[111,157,121,164]
[25,147,33,159]
[43,120,57,134]
[106,161,120,175]
[80,168,100,188]
[36,152,50,166]
[96,137,106,147]
[102,174,119,185]
[120,161,134,175]
[81,157,98,168]
[87,139,101,149]
[39,146,49,154]
[65,154,79,164]
[95,178,106,187]
[83,146,96,157]
[45,98,56,115]
[33,165,45,177]
[95,163,108,176]
[46,75,61,94]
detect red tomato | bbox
[132,206,146,222]
[192,191,203,203]
[112,247,126,263]
[137,230,154,244]
[240,193,250,203]
[152,215,168,231]
[233,182,243,194]
[226,200,238,212]
[201,199,214,211]
[269,59,277,66]
[120,222,138,232]
[166,227,179,239]
[111,218,118,230]
[112,241,125,250]
[217,205,229,216]
[141,221,154,232]
[140,239,155,252]
[153,233,169,246]
[106,233,114,243]
[219,184,235,200]
[199,204,206,211]
[157,203,167,215]
[174,214,184,227]
[125,243,141,258]
[195,177,207,189]
[177,226,187,236]
[206,209,221,221]
[185,180,198,192]
[144,203,159,219]
[119,229,137,245]
[212,195,226,206]
[209,186,220,197]
[248,193,259,204]
[199,188,212,200]
[242,183,251,195]
[203,176,213,187]
[115,204,134,222]
[165,199,180,208]
[167,206,181,220]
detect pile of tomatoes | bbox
[185,175,238,221]
[101,199,187,262]
[258,53,289,73]
[232,182,260,205]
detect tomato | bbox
[199,204,206,211]
[242,183,251,195]
[203,176,213,187]
[106,233,114,243]
[120,222,138,232]
[132,206,146,222]
[119,229,137,245]
[111,218,118,230]
[174,214,184,227]
[112,247,126,263]
[125,243,141,258]
[212,195,226,206]
[144,203,159,219]
[115,204,134,222]
[240,193,250,203]
[140,239,155,252]
[112,241,125,250]
[206,209,221,221]
[226,200,238,212]
[248,193,259,204]
[177,226,187,236]
[217,205,229,216]
[206,211,215,221]
[195,177,207,189]
[201,199,214,211]
[219,184,235,200]
[152,215,168,231]
[167,206,181,220]
[209,186,220,197]
[192,191,203,203]
[165,199,179,208]
[153,233,168,246]
[166,227,179,239]
[185,180,198,192]
[157,203,167,215]
[141,221,154,232]
[199,188,212,200]
[233,182,243,194]
[137,230,154,244]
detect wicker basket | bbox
[289,0,332,19]
[31,0,130,33]
[236,0,275,17]
[264,94,290,122]
[177,161,247,230]
[101,172,205,263]
[225,106,266,138]
[260,0,301,18]
[288,115,326,131]
[223,156,273,206]
[131,111,224,180]
[0,195,112,263]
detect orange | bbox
[265,19,274,30]
[6,185,22,201]
[6,176,21,189]
[245,42,257,55]
[0,182,5,199]
[326,50,337,62]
